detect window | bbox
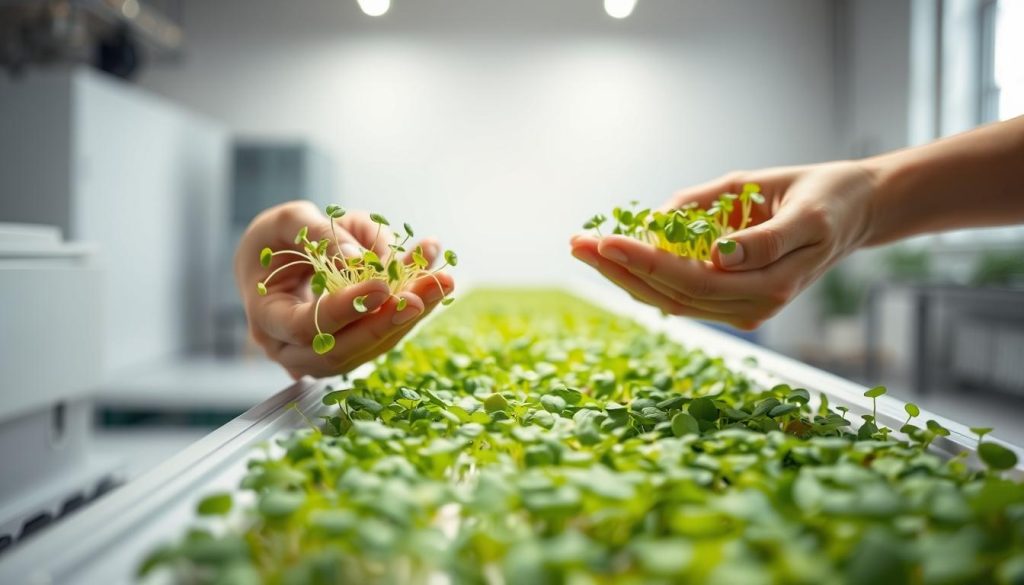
[982,0,1024,122]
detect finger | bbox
[593,235,755,300]
[405,270,455,305]
[339,211,395,257]
[332,277,452,372]
[571,245,731,323]
[255,280,392,345]
[245,203,366,295]
[711,206,824,271]
[276,292,425,370]
[661,173,752,212]
[642,276,766,316]
[402,237,441,267]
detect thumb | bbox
[712,207,817,271]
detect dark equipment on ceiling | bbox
[0,0,183,78]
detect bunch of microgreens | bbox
[142,290,1024,585]
[584,182,766,260]
[257,205,457,354]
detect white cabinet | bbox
[0,66,229,375]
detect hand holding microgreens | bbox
[583,182,765,261]
[257,205,457,355]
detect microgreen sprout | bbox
[143,290,1024,585]
[584,183,765,260]
[864,385,886,421]
[257,205,457,354]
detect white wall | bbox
[140,0,842,352]
[839,0,912,158]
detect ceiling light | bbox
[356,0,390,17]
[604,0,637,19]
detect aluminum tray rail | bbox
[2,285,1021,584]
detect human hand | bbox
[570,162,876,329]
[235,201,454,378]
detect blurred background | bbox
[0,0,1022,554]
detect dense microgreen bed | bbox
[141,290,1024,585]
[583,184,765,260]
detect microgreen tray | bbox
[2,287,1021,585]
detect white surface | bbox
[841,0,912,157]
[0,230,102,423]
[97,356,295,410]
[140,0,843,355]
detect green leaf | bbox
[671,412,700,437]
[312,333,335,355]
[259,247,273,267]
[403,222,414,237]
[294,226,308,245]
[387,259,400,282]
[258,490,305,519]
[256,282,268,296]
[971,426,993,438]
[412,247,428,268]
[979,442,1018,470]
[310,272,327,295]
[904,402,920,418]
[325,204,346,219]
[717,239,737,254]
[441,297,455,306]
[768,403,799,418]
[787,388,811,404]
[196,492,232,516]
[310,509,357,536]
[396,296,408,311]
[688,397,718,421]
[864,386,887,398]
[353,295,369,313]
[322,389,349,405]
[369,213,390,226]
[484,393,509,413]
[444,250,458,267]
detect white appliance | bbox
[0,223,115,554]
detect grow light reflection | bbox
[356,0,390,17]
[604,0,637,19]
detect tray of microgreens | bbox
[134,283,1024,585]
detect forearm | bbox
[860,115,1024,246]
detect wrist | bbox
[855,152,914,248]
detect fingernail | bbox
[340,243,362,258]
[363,291,389,310]
[600,246,628,264]
[422,285,446,305]
[393,299,422,325]
[572,251,598,268]
[718,240,745,267]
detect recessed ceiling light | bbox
[604,0,637,19]
[356,0,390,17]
